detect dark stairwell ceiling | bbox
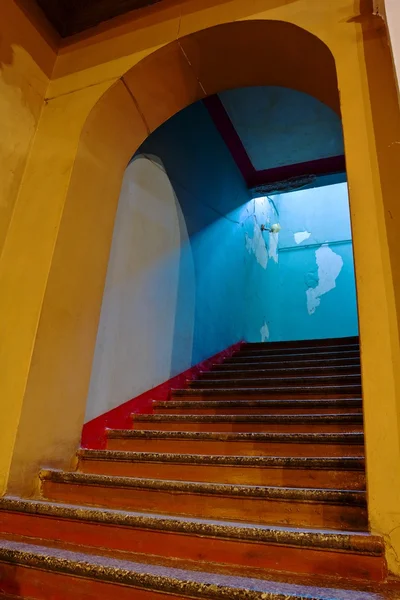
[32,0,164,37]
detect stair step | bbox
[172,384,362,400]
[243,336,359,349]
[78,449,365,489]
[0,538,390,600]
[225,351,360,364]
[132,413,364,433]
[154,398,363,415]
[200,365,361,379]
[189,374,362,389]
[219,357,361,369]
[40,469,367,530]
[0,497,383,581]
[237,344,359,357]
[106,429,365,457]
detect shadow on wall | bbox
[85,154,196,424]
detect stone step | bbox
[225,350,360,363]
[200,364,361,379]
[106,429,365,457]
[0,538,390,600]
[40,469,368,530]
[243,336,359,350]
[188,374,362,389]
[218,357,361,369]
[154,398,364,415]
[0,497,383,581]
[132,413,364,433]
[237,344,359,357]
[78,449,366,489]
[171,384,362,401]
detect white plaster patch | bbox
[294,231,311,245]
[260,321,270,342]
[245,220,268,269]
[268,232,279,263]
[306,245,343,315]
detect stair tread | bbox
[134,413,363,423]
[220,358,361,368]
[243,336,359,348]
[155,399,363,408]
[79,449,366,469]
[40,469,366,504]
[173,385,362,395]
[204,365,361,374]
[189,373,361,384]
[235,347,359,355]
[0,496,379,553]
[107,429,364,443]
[0,538,389,600]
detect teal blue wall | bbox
[139,101,255,365]
[258,183,359,341]
[139,102,358,355]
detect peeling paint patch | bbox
[294,231,311,244]
[306,245,343,315]
[245,220,268,269]
[269,232,279,263]
[260,321,270,342]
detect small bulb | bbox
[270,223,281,233]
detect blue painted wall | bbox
[140,101,255,365]
[140,103,358,353]
[257,183,359,341]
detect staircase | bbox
[0,336,398,599]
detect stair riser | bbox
[41,481,368,530]
[0,512,383,582]
[172,390,362,401]
[224,354,360,364]
[244,337,359,349]
[107,438,365,457]
[235,346,359,357]
[154,406,363,415]
[0,561,171,600]
[78,459,366,489]
[132,422,364,433]
[200,367,361,379]
[189,377,362,389]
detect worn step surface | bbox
[199,365,361,379]
[224,352,360,364]
[154,398,364,415]
[0,497,383,581]
[132,413,364,433]
[188,374,362,389]
[172,384,362,400]
[2,336,390,599]
[0,537,396,600]
[77,449,366,488]
[106,429,365,457]
[40,469,367,530]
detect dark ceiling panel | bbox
[34,0,163,37]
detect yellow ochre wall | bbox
[1,0,400,575]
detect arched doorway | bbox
[3,15,400,573]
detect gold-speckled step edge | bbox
[0,497,382,554]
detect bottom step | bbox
[0,539,395,600]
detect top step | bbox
[243,337,359,350]
[237,345,359,358]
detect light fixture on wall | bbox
[261,223,281,233]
